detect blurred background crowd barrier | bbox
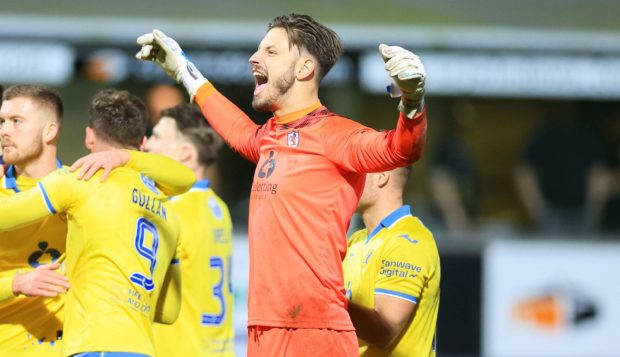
[2,1,619,355]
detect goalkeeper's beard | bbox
[252,65,295,113]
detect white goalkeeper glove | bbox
[379,44,425,119]
[136,29,208,100]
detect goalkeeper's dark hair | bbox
[160,104,223,168]
[269,14,343,82]
[2,84,63,127]
[89,89,148,149]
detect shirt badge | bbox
[287,130,300,147]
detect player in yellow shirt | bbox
[0,89,196,357]
[0,85,194,357]
[344,167,440,357]
[146,103,235,356]
[0,84,69,356]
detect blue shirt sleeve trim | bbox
[37,182,56,214]
[374,288,418,303]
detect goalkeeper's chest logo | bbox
[287,130,299,147]
[258,150,277,179]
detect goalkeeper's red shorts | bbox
[247,325,358,357]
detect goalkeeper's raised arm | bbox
[135,15,429,357]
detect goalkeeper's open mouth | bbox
[253,71,268,96]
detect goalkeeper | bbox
[137,13,428,356]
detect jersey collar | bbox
[170,179,210,202]
[4,159,62,193]
[192,179,210,190]
[273,101,322,125]
[366,205,413,243]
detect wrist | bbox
[11,271,23,297]
[119,149,131,166]
[0,276,17,302]
[183,76,209,102]
[177,61,208,100]
[398,97,425,119]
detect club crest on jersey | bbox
[287,130,299,147]
[209,196,223,220]
[140,174,159,194]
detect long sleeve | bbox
[323,110,427,173]
[194,83,265,164]
[126,151,196,196]
[154,262,182,324]
[0,273,16,303]
[0,184,51,232]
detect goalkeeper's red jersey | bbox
[195,84,427,330]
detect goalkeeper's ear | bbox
[295,57,316,81]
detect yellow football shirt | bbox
[154,179,235,356]
[0,162,66,356]
[0,167,181,357]
[343,205,440,357]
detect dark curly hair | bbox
[89,89,148,149]
[268,14,343,82]
[160,104,222,167]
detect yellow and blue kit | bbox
[343,205,440,357]
[0,152,194,357]
[0,160,66,356]
[154,179,235,356]
[0,164,185,357]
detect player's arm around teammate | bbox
[3,261,69,301]
[71,149,196,195]
[0,149,193,302]
[0,89,186,357]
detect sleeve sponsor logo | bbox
[379,259,422,278]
